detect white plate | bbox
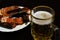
[0,22,30,32]
[0,6,30,32]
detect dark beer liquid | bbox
[31,22,53,40]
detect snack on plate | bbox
[0,6,30,29]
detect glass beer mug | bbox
[31,6,55,40]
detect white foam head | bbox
[30,11,53,25]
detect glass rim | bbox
[31,5,55,20]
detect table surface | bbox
[0,24,60,40]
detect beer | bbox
[31,11,54,40]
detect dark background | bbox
[0,0,60,26]
[0,0,60,40]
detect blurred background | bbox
[0,0,60,40]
